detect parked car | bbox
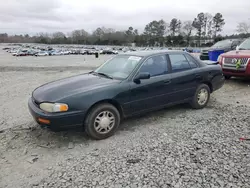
[50,50,61,56]
[27,50,38,56]
[35,51,49,56]
[200,39,243,60]
[28,50,225,139]
[2,47,11,50]
[101,49,118,54]
[217,37,250,79]
[16,50,29,56]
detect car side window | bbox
[139,55,168,77]
[185,54,198,68]
[169,54,191,72]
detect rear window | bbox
[185,54,198,68]
[169,54,191,72]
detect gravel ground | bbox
[0,50,250,188]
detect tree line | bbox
[0,12,250,47]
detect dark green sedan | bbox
[28,50,225,140]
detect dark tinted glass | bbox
[140,55,168,77]
[169,54,191,72]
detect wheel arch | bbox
[202,81,213,93]
[83,99,124,123]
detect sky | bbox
[0,0,249,36]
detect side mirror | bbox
[133,72,150,83]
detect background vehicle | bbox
[35,51,49,56]
[200,39,243,60]
[217,37,250,79]
[28,50,224,140]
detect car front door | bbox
[168,53,201,102]
[128,54,173,114]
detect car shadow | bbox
[226,77,250,86]
[118,103,191,132]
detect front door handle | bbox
[163,80,171,85]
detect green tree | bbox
[212,13,225,37]
[192,12,205,46]
[125,26,135,43]
[144,19,166,46]
[169,18,181,36]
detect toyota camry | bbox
[28,50,225,140]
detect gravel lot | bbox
[0,50,250,188]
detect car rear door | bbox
[128,54,173,114]
[168,53,201,102]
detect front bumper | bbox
[222,69,250,77]
[28,97,85,130]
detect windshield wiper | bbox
[238,48,248,50]
[97,72,113,79]
[91,71,113,79]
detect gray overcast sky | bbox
[0,0,249,35]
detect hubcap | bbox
[94,111,115,134]
[197,88,208,105]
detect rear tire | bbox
[190,84,210,109]
[84,103,120,140]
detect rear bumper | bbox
[28,97,85,130]
[211,74,225,92]
[200,54,209,60]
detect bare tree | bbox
[203,13,213,38]
[182,21,193,46]
[237,22,250,33]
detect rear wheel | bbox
[84,103,120,140]
[190,84,210,109]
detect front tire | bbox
[190,84,210,109]
[84,103,120,140]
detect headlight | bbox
[39,103,68,112]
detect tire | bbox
[84,103,120,140]
[190,84,210,109]
[224,75,231,80]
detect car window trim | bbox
[131,53,170,80]
[184,53,199,68]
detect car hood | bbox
[32,73,120,103]
[221,50,250,58]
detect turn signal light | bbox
[38,118,50,124]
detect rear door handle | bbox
[163,80,171,84]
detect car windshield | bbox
[93,55,142,80]
[238,38,250,50]
[211,40,232,48]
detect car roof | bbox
[122,50,184,57]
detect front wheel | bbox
[190,84,210,109]
[84,103,120,140]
